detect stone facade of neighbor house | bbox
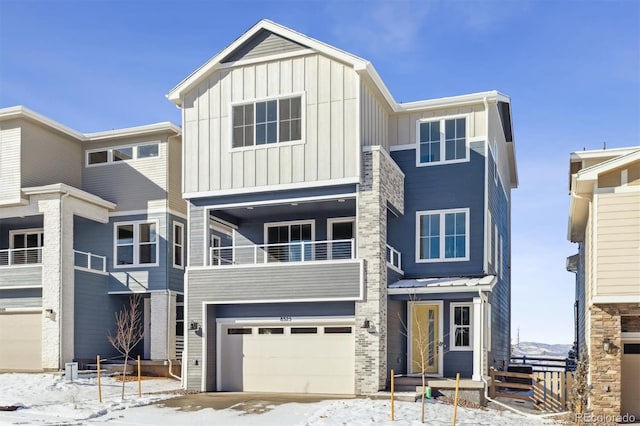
[568,147,640,418]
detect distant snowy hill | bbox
[512,341,572,358]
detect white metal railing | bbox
[175,336,184,354]
[73,249,107,273]
[386,244,402,272]
[0,247,43,266]
[210,238,356,266]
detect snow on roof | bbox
[387,275,496,295]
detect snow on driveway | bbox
[0,373,561,425]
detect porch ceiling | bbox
[210,198,356,223]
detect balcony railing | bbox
[210,238,355,266]
[386,244,402,272]
[0,247,43,266]
[73,250,107,274]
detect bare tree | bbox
[108,294,145,399]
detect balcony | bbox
[73,250,107,275]
[190,238,363,304]
[386,244,402,273]
[0,248,43,289]
[0,247,43,266]
[210,239,355,266]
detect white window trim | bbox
[327,217,356,260]
[113,219,160,269]
[415,114,470,167]
[9,228,44,248]
[229,92,306,152]
[450,302,473,351]
[85,141,161,167]
[487,211,493,267]
[493,140,499,184]
[415,208,470,263]
[263,219,316,245]
[172,221,184,269]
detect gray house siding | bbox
[73,269,122,360]
[388,146,486,278]
[0,266,42,289]
[73,213,179,293]
[575,242,586,356]
[0,288,41,308]
[222,30,307,63]
[188,260,362,302]
[487,150,511,369]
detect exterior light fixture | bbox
[360,319,370,329]
[189,320,200,331]
[45,309,54,319]
[603,338,612,353]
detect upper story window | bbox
[264,220,314,262]
[114,221,158,268]
[87,142,160,166]
[8,229,44,264]
[173,222,184,269]
[416,208,469,262]
[417,116,468,166]
[232,95,302,149]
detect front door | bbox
[410,303,442,375]
[621,340,640,419]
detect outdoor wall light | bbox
[189,320,200,331]
[45,309,54,319]
[360,319,370,329]
[603,338,612,353]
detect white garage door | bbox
[622,341,640,419]
[218,319,355,394]
[0,311,42,370]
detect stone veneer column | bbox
[355,148,404,394]
[39,195,75,370]
[588,303,640,417]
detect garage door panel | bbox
[0,312,42,370]
[219,320,355,394]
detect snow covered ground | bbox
[0,373,562,425]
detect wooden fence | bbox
[490,368,573,412]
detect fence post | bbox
[97,355,102,403]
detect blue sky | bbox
[1,0,638,344]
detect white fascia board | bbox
[22,183,117,210]
[0,105,86,141]
[592,295,640,304]
[84,122,181,141]
[397,91,503,112]
[570,147,639,162]
[167,19,368,105]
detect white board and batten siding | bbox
[360,81,390,150]
[182,54,359,194]
[595,191,640,298]
[388,104,486,147]
[0,120,22,204]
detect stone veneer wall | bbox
[355,148,404,394]
[588,302,640,416]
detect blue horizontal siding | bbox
[388,148,485,278]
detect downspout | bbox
[166,290,181,381]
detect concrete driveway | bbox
[156,392,354,414]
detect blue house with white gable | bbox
[0,106,185,372]
[170,20,518,396]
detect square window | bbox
[418,117,467,165]
[417,209,468,262]
[114,222,158,268]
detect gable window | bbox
[232,95,302,148]
[86,142,160,166]
[173,222,184,269]
[264,220,314,262]
[416,208,469,262]
[450,303,472,350]
[114,221,158,268]
[417,116,468,166]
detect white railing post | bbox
[301,242,305,262]
[88,252,92,271]
[351,239,355,259]
[254,245,258,265]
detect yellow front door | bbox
[411,304,440,374]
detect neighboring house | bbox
[168,20,518,395]
[567,146,640,418]
[0,106,186,372]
